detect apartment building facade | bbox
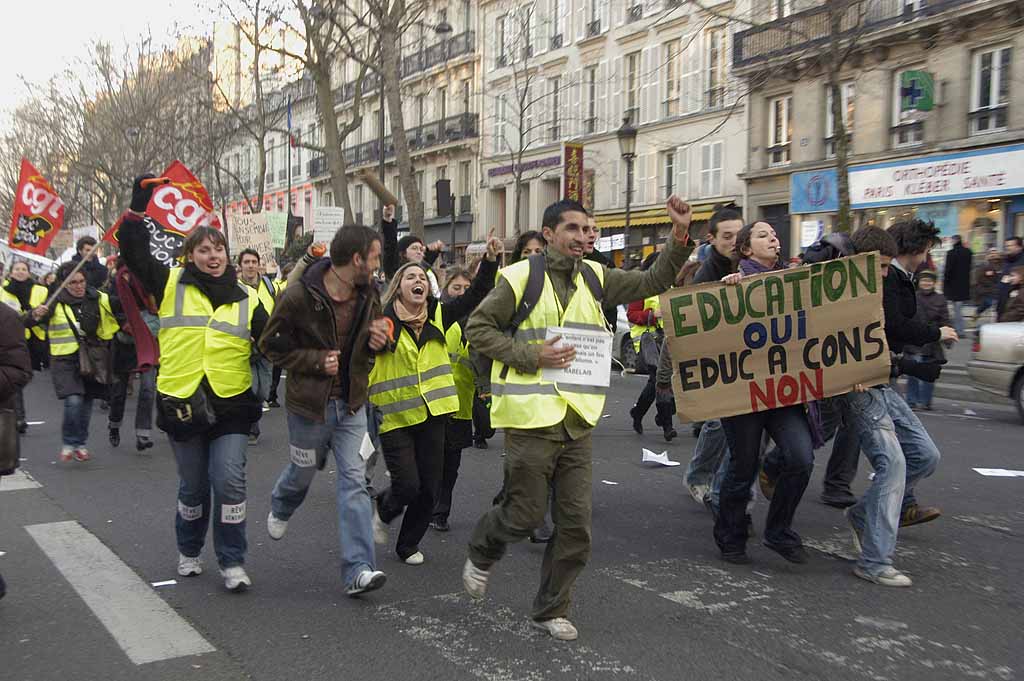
[477,0,749,264]
[734,0,1024,259]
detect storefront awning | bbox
[595,205,715,229]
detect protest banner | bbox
[105,160,222,266]
[661,253,891,422]
[8,158,65,256]
[229,212,274,266]
[313,206,346,243]
[540,327,612,388]
[1,239,56,278]
[266,212,288,249]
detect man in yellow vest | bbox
[462,197,695,641]
[238,248,276,444]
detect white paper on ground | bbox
[27,421,45,425]
[973,468,1024,477]
[641,448,681,467]
[600,480,619,485]
[151,580,177,587]
[359,433,375,461]
[964,408,978,416]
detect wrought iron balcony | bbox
[342,113,480,169]
[308,156,328,178]
[733,0,976,69]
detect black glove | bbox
[130,174,157,213]
[896,355,943,383]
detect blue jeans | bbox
[837,386,941,575]
[62,394,94,447]
[686,419,727,487]
[271,401,376,588]
[172,433,249,568]
[904,354,935,407]
[951,301,965,336]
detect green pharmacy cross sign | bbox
[900,71,935,118]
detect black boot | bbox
[136,435,153,451]
[109,427,120,447]
[655,403,677,441]
[629,406,643,434]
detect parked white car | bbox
[611,305,636,371]
[967,322,1024,423]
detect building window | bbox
[437,165,448,181]
[494,94,507,154]
[585,66,598,133]
[705,29,726,110]
[767,96,791,166]
[662,151,675,200]
[970,45,1011,135]
[891,70,925,147]
[663,40,680,118]
[625,51,641,123]
[416,95,426,128]
[700,142,723,197]
[825,82,855,159]
[461,79,472,115]
[768,0,792,20]
[266,139,275,182]
[549,76,561,141]
[354,185,364,222]
[437,86,447,121]
[496,15,507,66]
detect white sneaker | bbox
[853,565,912,588]
[59,446,74,463]
[687,483,710,505]
[346,569,387,596]
[267,511,288,540]
[177,554,203,577]
[220,566,252,592]
[844,507,863,555]
[372,505,389,545]
[531,617,578,641]
[403,551,425,565]
[462,558,490,599]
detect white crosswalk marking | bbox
[25,520,215,665]
[1,469,41,491]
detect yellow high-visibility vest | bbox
[490,258,608,429]
[629,295,661,352]
[1,284,49,340]
[48,292,118,356]
[157,268,256,399]
[434,305,474,421]
[369,308,459,434]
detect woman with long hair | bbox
[371,237,502,564]
[510,231,545,264]
[118,175,269,592]
[2,261,50,432]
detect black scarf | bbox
[184,263,241,309]
[56,288,101,338]
[4,278,35,311]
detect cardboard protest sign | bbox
[266,212,288,249]
[105,160,222,266]
[662,253,891,422]
[313,206,345,243]
[8,158,65,255]
[229,212,274,267]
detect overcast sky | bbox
[0,0,212,123]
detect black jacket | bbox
[998,250,1024,315]
[883,264,940,354]
[72,253,111,290]
[692,246,735,284]
[942,243,972,302]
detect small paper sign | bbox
[541,326,613,388]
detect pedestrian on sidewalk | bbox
[941,235,972,336]
[462,197,694,642]
[261,227,391,596]
[904,270,949,411]
[973,249,1002,322]
[997,237,1024,319]
[998,266,1024,323]
[30,262,119,464]
[372,238,500,566]
[626,259,677,442]
[0,300,33,601]
[119,175,269,593]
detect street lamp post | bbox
[616,116,637,265]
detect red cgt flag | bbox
[104,160,222,266]
[8,158,65,255]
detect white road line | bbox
[25,521,215,665]
[1,469,42,491]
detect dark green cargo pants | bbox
[468,429,592,621]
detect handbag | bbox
[635,330,663,376]
[157,384,218,432]
[63,303,112,385]
[0,408,20,475]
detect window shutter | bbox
[640,46,654,124]
[571,70,583,138]
[612,0,625,29]
[712,141,723,196]
[532,1,545,55]
[611,56,623,127]
[597,60,609,133]
[681,31,702,114]
[611,157,621,209]
[575,0,586,41]
[601,0,611,32]
[559,0,571,44]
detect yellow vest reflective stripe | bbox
[254,277,275,315]
[490,259,608,429]
[48,292,118,356]
[629,295,661,351]
[1,285,49,340]
[434,305,474,420]
[369,312,460,433]
[157,268,255,399]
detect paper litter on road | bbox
[26,421,45,425]
[642,448,681,467]
[151,580,177,587]
[601,480,619,485]
[964,408,978,416]
[973,468,1024,477]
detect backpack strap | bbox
[261,275,277,301]
[578,260,604,303]
[505,254,547,336]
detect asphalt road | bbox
[2,372,1022,681]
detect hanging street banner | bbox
[661,253,891,421]
[229,212,274,267]
[105,160,222,266]
[563,143,584,203]
[1,239,57,278]
[8,158,65,256]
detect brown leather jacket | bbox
[259,257,380,422]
